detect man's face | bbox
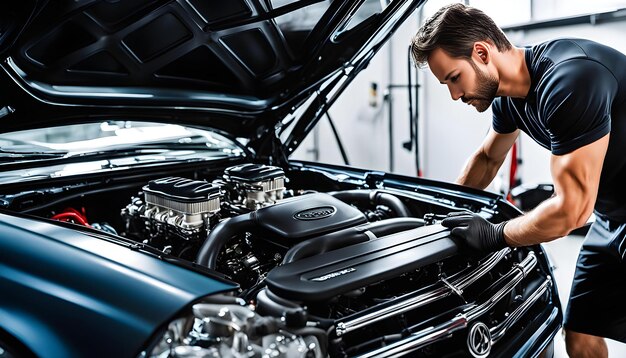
[427,47,499,113]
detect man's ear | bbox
[473,42,490,64]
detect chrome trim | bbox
[466,251,536,321]
[335,248,510,336]
[357,254,543,358]
[452,249,511,291]
[356,314,469,358]
[490,277,552,343]
[440,275,464,299]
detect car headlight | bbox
[142,295,324,358]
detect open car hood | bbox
[0,0,423,157]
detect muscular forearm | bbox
[456,149,504,190]
[503,196,591,246]
[504,134,606,247]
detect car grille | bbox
[334,248,556,357]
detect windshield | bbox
[0,121,244,154]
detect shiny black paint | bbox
[0,213,236,358]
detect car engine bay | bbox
[0,162,558,357]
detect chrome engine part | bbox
[149,301,323,358]
[222,164,285,210]
[143,177,221,230]
[121,177,221,252]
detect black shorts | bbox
[564,214,626,342]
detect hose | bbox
[196,213,257,269]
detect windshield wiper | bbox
[0,149,67,161]
[69,143,236,158]
[111,142,233,151]
[0,143,239,167]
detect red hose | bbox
[51,208,91,227]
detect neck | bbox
[494,47,531,98]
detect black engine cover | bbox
[254,193,367,240]
[265,224,458,302]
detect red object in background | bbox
[507,141,522,205]
[509,142,518,190]
[51,207,91,227]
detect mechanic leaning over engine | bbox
[410,3,626,358]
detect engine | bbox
[122,177,220,241]
[121,165,289,258]
[110,164,555,357]
[122,164,382,286]
[221,163,286,209]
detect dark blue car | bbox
[0,1,561,357]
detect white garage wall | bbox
[291,6,498,185]
[291,11,422,177]
[418,18,626,188]
[291,5,626,194]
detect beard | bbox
[462,61,499,112]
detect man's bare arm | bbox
[456,128,520,189]
[504,134,609,246]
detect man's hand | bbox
[441,212,508,253]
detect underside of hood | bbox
[0,0,424,157]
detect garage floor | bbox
[542,234,626,357]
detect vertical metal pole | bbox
[388,35,394,172]
[406,46,414,151]
[414,59,421,177]
[387,88,394,172]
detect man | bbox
[410,3,626,358]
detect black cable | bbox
[413,55,421,176]
[399,46,421,176]
[325,112,350,166]
[404,45,415,151]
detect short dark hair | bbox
[411,3,512,68]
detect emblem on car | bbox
[294,206,336,220]
[467,322,492,358]
[311,268,356,282]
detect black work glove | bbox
[441,212,508,253]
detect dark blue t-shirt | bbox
[492,38,626,221]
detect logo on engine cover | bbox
[467,322,492,358]
[294,206,336,221]
[311,268,356,282]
